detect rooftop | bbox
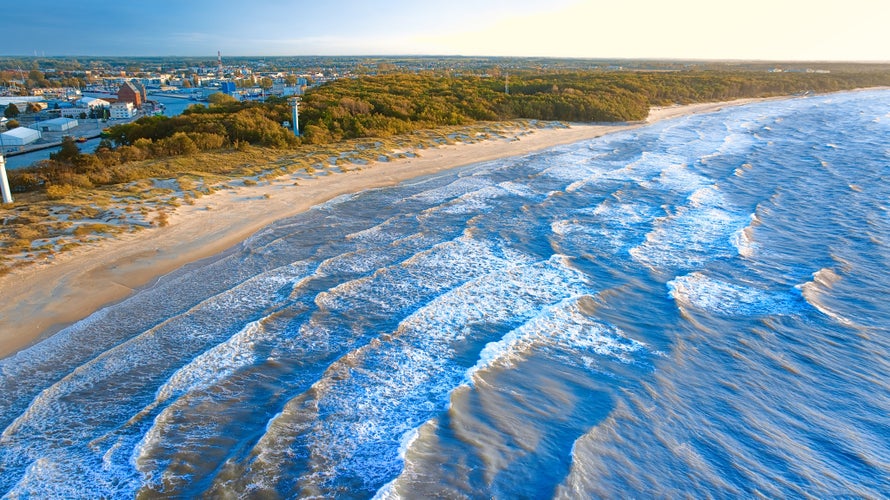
[42,117,78,125]
[1,127,40,139]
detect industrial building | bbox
[36,117,78,133]
[0,127,41,148]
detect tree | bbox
[4,103,19,118]
[26,102,42,114]
[6,119,19,129]
[50,136,81,163]
[208,92,237,106]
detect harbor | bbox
[3,94,193,170]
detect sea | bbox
[1,89,888,498]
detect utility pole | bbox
[0,133,12,203]
[0,155,13,204]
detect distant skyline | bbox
[3,0,888,61]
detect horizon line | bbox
[1,54,889,65]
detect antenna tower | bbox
[505,71,509,95]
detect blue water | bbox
[2,90,889,498]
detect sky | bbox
[3,0,888,61]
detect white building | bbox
[0,127,41,148]
[110,101,136,119]
[37,117,78,132]
[60,107,91,119]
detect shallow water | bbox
[2,90,889,498]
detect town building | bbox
[110,101,136,119]
[60,107,91,119]
[117,81,145,107]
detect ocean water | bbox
[2,90,889,498]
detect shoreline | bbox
[0,96,787,358]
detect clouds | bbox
[1,0,887,60]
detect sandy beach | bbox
[0,98,776,358]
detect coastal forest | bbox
[8,68,890,194]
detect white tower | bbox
[0,154,13,204]
[292,98,300,137]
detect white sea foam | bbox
[687,185,724,207]
[407,175,493,204]
[497,180,540,198]
[154,321,265,404]
[646,162,709,192]
[315,235,531,315]
[466,297,646,383]
[630,204,744,271]
[344,216,398,242]
[540,157,603,182]
[590,200,654,224]
[552,200,660,255]
[4,455,139,499]
[732,214,759,258]
[668,272,800,316]
[433,185,502,214]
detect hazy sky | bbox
[4,0,888,60]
